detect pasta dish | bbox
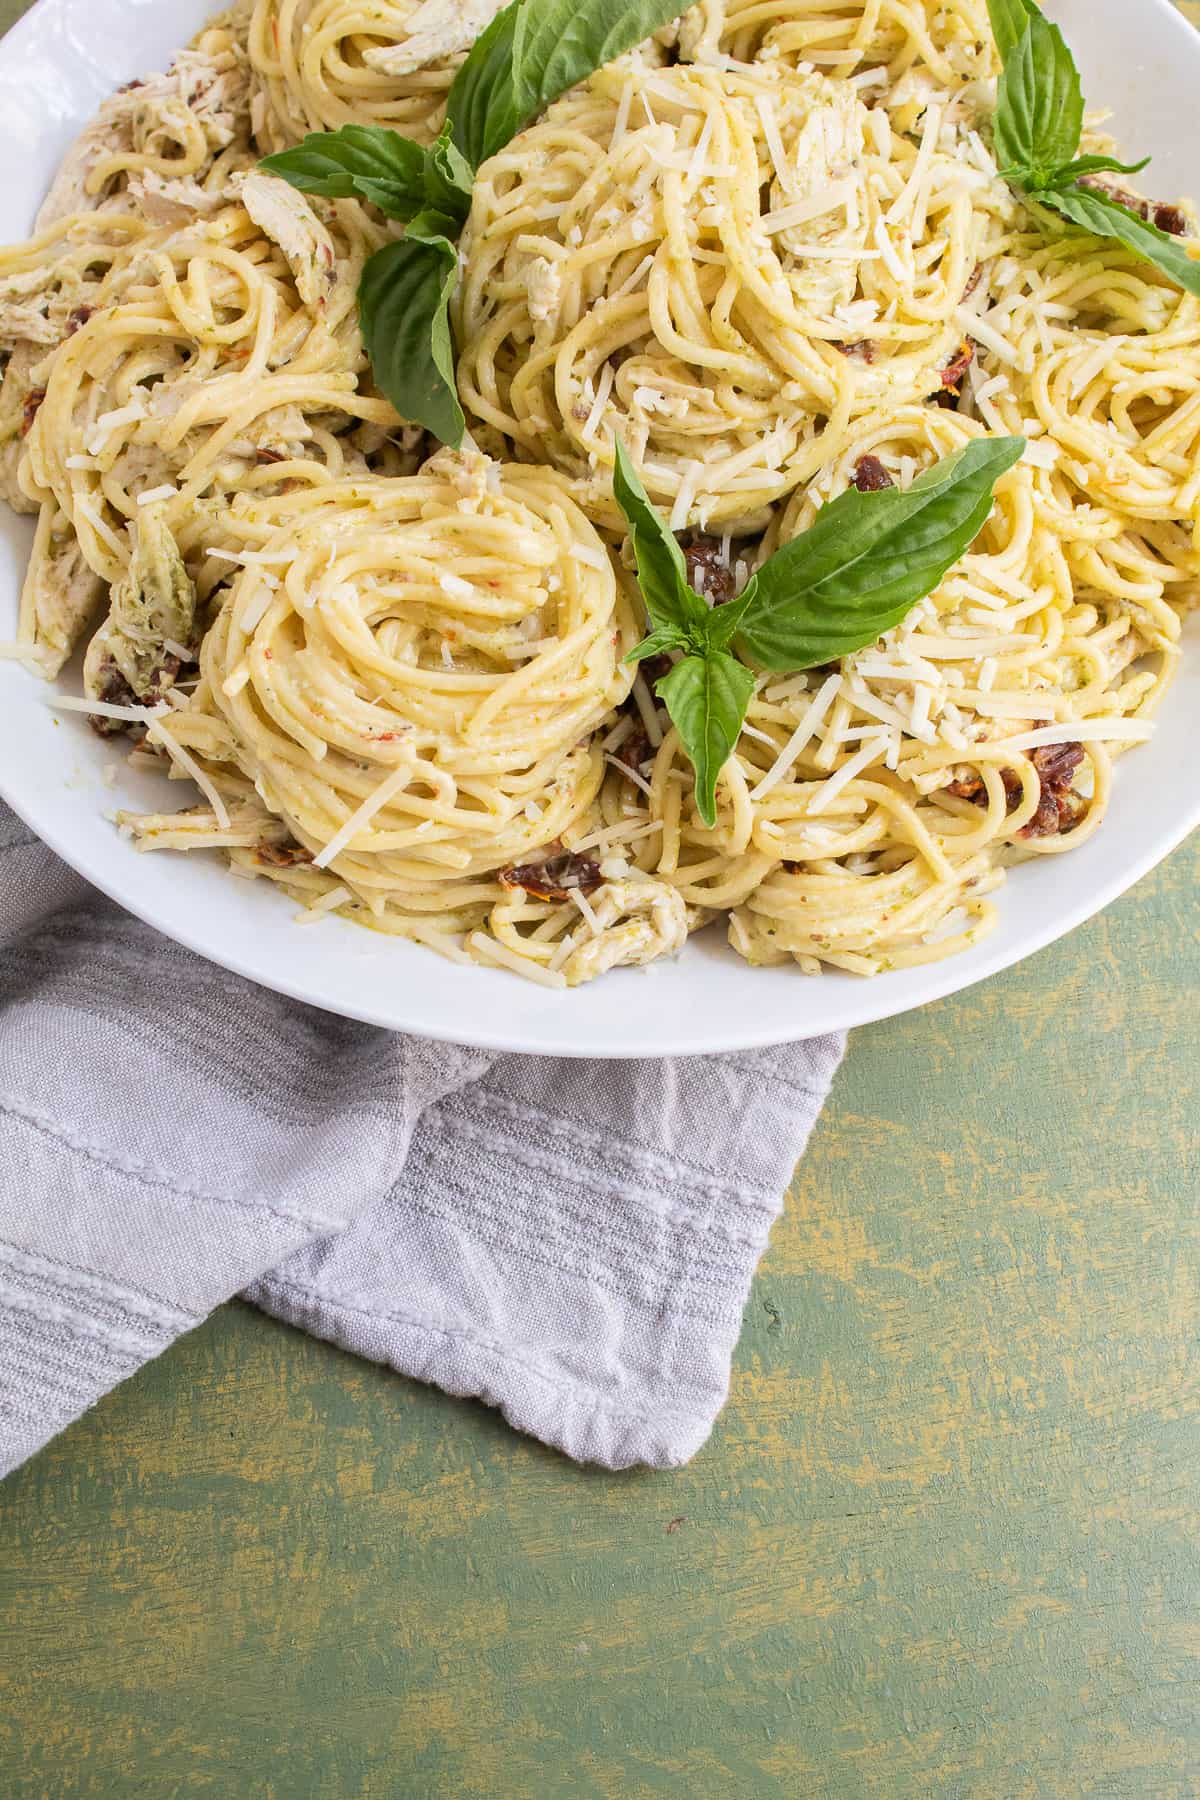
[0,0,1195,987]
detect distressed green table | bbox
[3,8,1200,1796]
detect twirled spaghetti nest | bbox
[245,0,508,152]
[456,56,1005,531]
[122,456,695,982]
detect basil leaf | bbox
[1045,154,1150,189]
[512,0,691,131]
[656,652,755,829]
[445,0,524,169]
[1040,184,1200,297]
[626,627,684,666]
[448,0,692,175]
[993,5,1082,184]
[261,120,474,229]
[986,0,1038,64]
[612,440,708,643]
[735,437,1026,672]
[261,125,429,217]
[702,586,757,653]
[358,236,465,445]
[405,206,465,242]
[422,123,475,230]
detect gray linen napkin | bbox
[0,799,842,1475]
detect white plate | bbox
[0,0,1196,1056]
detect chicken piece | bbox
[35,44,249,230]
[524,256,562,328]
[676,0,724,61]
[560,878,688,985]
[34,95,139,229]
[0,344,44,515]
[362,0,508,75]
[106,440,179,500]
[83,504,197,705]
[126,169,228,227]
[19,504,106,675]
[171,45,250,152]
[772,75,869,315]
[238,172,338,312]
[0,261,83,350]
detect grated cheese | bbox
[581,360,615,443]
[568,817,663,854]
[295,884,352,923]
[685,113,715,189]
[146,715,230,830]
[873,216,907,283]
[568,887,602,937]
[763,178,857,235]
[670,460,703,531]
[955,302,1019,367]
[750,672,841,799]
[313,761,413,870]
[611,254,653,299]
[573,543,609,571]
[807,731,889,816]
[74,496,129,561]
[998,720,1154,753]
[606,752,654,796]
[84,393,148,457]
[45,693,168,723]
[470,932,567,987]
[755,94,795,198]
[238,585,275,634]
[611,77,634,147]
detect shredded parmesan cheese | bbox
[313,761,413,869]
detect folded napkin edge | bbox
[248,1275,722,1471]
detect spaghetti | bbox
[455,55,1002,529]
[245,0,508,152]
[0,0,1196,985]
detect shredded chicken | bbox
[238,172,338,311]
[362,0,508,74]
[126,170,227,226]
[561,879,688,984]
[34,42,249,229]
[83,505,197,705]
[20,503,106,674]
[0,344,43,514]
[525,257,562,328]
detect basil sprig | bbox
[614,436,1025,827]
[987,0,1200,296]
[261,0,691,441]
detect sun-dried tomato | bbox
[20,388,45,436]
[679,533,735,605]
[852,455,895,493]
[498,852,604,901]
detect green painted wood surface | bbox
[2,846,1196,1800]
[2,6,1200,1792]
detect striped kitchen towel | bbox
[0,799,841,1475]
